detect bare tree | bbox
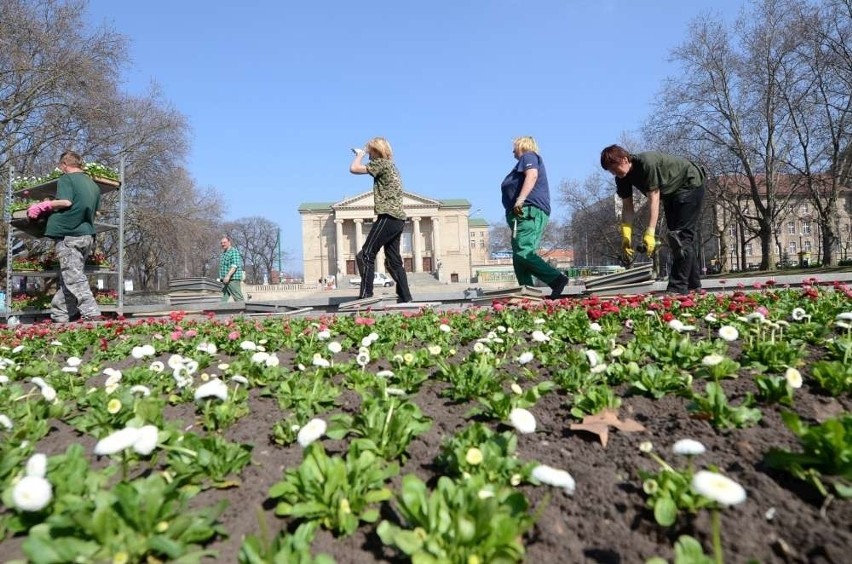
[646,1,810,270]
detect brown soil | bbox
[6,331,852,564]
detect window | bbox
[787,222,795,234]
[470,240,476,249]
[479,241,485,248]
[729,225,736,237]
[745,244,753,256]
[804,240,812,252]
[401,232,412,253]
[802,221,811,235]
[788,241,797,254]
[800,202,809,214]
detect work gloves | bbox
[513,198,526,217]
[642,228,656,255]
[27,201,53,220]
[620,223,634,262]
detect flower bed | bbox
[0,284,850,563]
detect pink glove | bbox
[27,201,53,220]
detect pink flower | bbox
[756,306,770,317]
[170,331,182,340]
[185,329,197,338]
[228,331,240,340]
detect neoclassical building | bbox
[299,191,489,285]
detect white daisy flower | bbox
[745,312,765,324]
[239,341,257,351]
[94,427,141,456]
[360,336,373,348]
[589,322,602,332]
[376,370,394,378]
[386,387,406,396]
[610,345,625,358]
[194,379,228,401]
[40,386,57,402]
[66,357,82,367]
[0,414,12,430]
[439,324,451,333]
[465,447,484,465]
[356,350,370,367]
[25,453,47,478]
[668,319,685,332]
[531,330,551,343]
[473,342,489,354]
[251,351,270,364]
[508,407,536,434]
[517,351,534,365]
[704,313,718,323]
[585,349,600,367]
[317,329,331,340]
[427,345,442,356]
[263,354,278,368]
[639,441,654,453]
[366,332,379,344]
[534,318,546,325]
[718,326,739,342]
[183,360,199,375]
[532,464,576,495]
[12,475,53,512]
[590,363,608,374]
[132,425,159,456]
[61,366,78,374]
[691,470,747,506]
[167,355,185,370]
[511,383,523,395]
[328,341,343,354]
[131,346,148,359]
[790,308,808,322]
[672,439,706,456]
[149,361,165,373]
[702,354,725,367]
[129,385,151,397]
[196,343,217,355]
[785,367,803,389]
[836,312,852,322]
[297,418,327,447]
[30,377,48,390]
[231,375,249,385]
[12,345,25,354]
[312,354,330,368]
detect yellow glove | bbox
[620,223,634,261]
[643,228,656,255]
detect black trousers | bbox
[662,184,705,293]
[355,214,412,301]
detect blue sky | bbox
[85,0,741,273]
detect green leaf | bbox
[654,496,678,527]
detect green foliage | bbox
[754,374,795,406]
[647,535,714,564]
[269,443,397,536]
[437,356,504,401]
[687,382,762,430]
[377,474,533,563]
[470,380,555,420]
[239,521,334,564]
[765,412,852,498]
[631,365,692,400]
[163,431,253,489]
[435,423,535,485]
[740,340,805,373]
[809,360,852,395]
[569,383,621,419]
[639,469,710,527]
[326,391,432,462]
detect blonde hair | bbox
[366,137,393,160]
[59,150,84,168]
[513,136,539,155]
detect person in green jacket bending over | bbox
[600,145,706,295]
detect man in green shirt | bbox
[600,145,706,294]
[218,236,244,302]
[27,151,101,322]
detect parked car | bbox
[349,272,395,287]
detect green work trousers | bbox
[221,280,244,302]
[506,206,563,287]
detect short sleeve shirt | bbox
[44,172,101,237]
[616,152,705,199]
[500,152,551,215]
[219,247,244,280]
[365,158,406,220]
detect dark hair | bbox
[59,150,83,168]
[600,144,631,170]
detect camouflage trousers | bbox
[51,235,100,323]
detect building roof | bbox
[469,218,489,227]
[298,195,473,213]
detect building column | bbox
[334,219,344,277]
[432,217,441,281]
[412,216,422,273]
[354,219,363,251]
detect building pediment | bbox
[333,191,443,212]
